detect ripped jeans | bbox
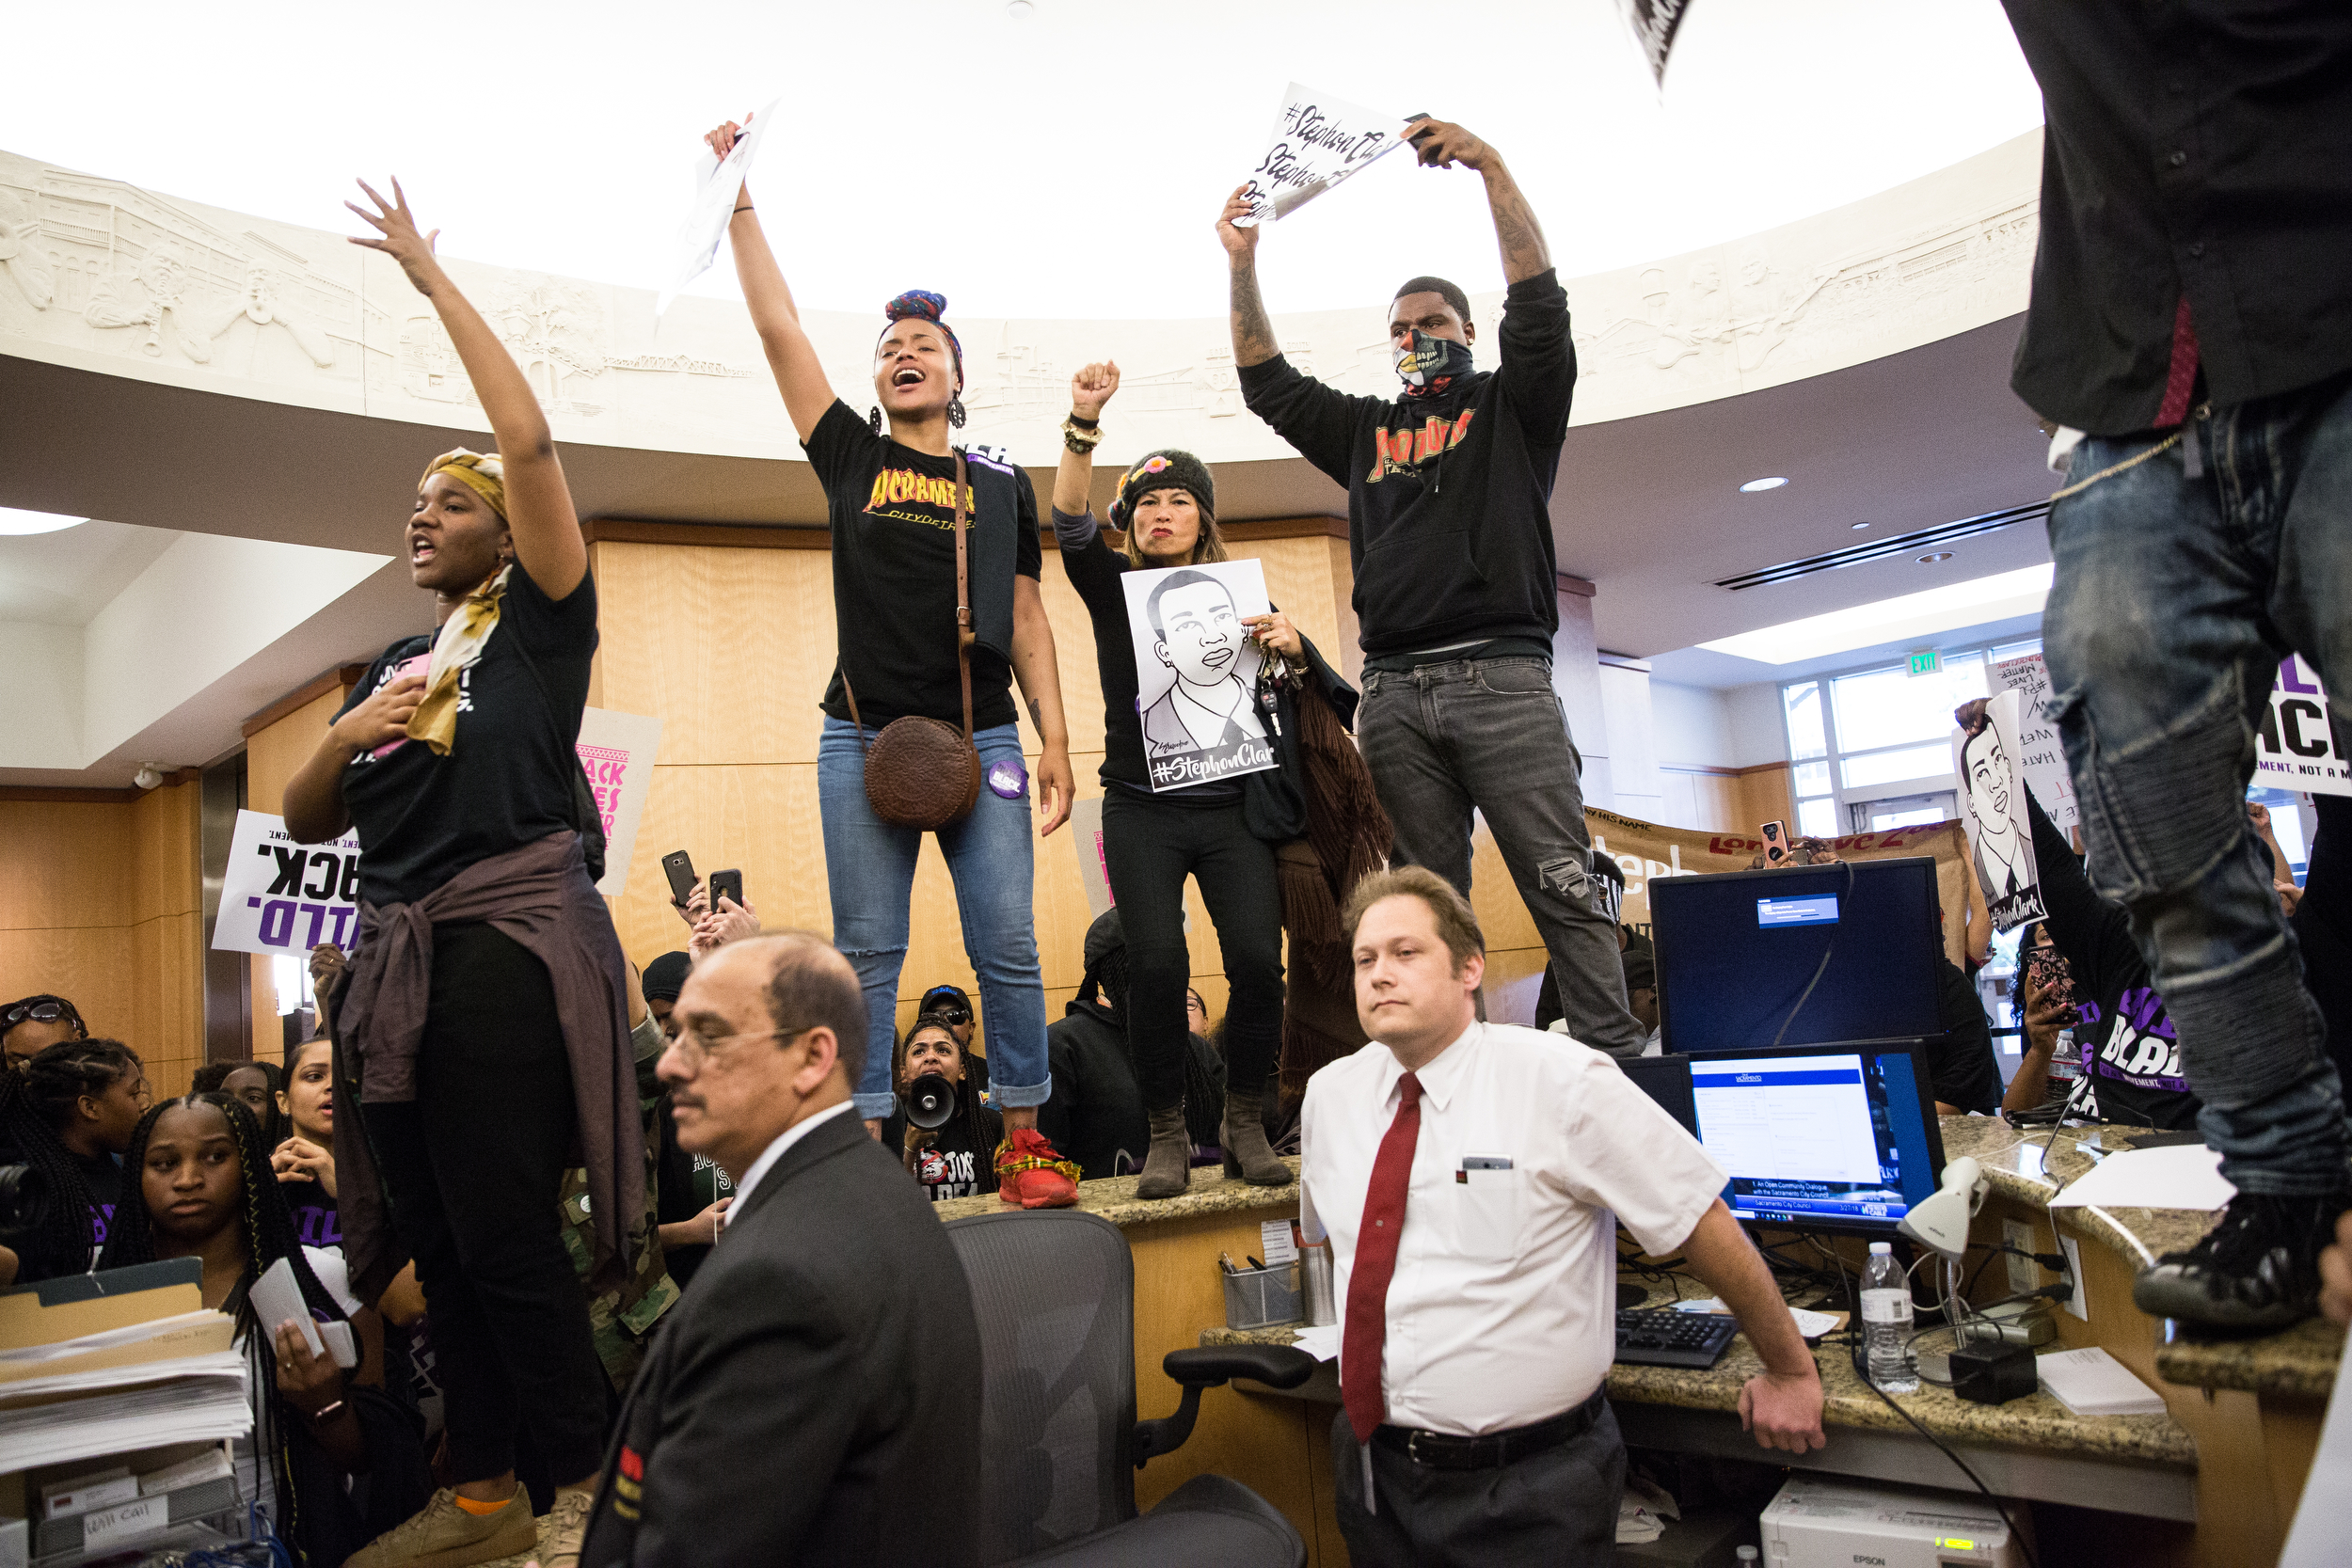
[2042,372,2352,1195]
[1359,657,1645,1057]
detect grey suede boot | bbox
[1221,1089,1292,1187]
[1135,1105,1193,1200]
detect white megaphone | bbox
[1897,1155,1988,1260]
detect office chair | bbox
[945,1210,1319,1567]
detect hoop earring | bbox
[947,395,967,429]
[868,406,883,436]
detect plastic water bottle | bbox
[1862,1242,1918,1393]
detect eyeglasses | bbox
[663,1024,813,1070]
[928,1004,972,1026]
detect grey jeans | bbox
[1359,657,1645,1057]
[1332,1402,1627,1568]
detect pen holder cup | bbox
[1223,1262,1303,1331]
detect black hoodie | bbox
[1237,269,1576,658]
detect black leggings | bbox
[369,924,607,1486]
[1099,790,1283,1109]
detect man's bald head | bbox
[728,931,869,1094]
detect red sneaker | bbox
[995,1129,1081,1209]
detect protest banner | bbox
[1622,0,1694,87]
[577,705,663,896]
[1236,83,1412,225]
[2257,653,2351,799]
[214,811,362,959]
[659,97,780,315]
[1953,689,2047,931]
[1992,652,2079,832]
[1120,559,1281,794]
[1586,807,1982,969]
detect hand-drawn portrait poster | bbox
[1953,689,2046,931]
[1120,559,1280,795]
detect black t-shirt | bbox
[802,401,1041,731]
[1931,959,2004,1116]
[285,1186,342,1252]
[882,1107,1002,1203]
[337,564,597,907]
[78,1150,121,1255]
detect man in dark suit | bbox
[580,932,982,1567]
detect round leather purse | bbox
[839,451,985,831]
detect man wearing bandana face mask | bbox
[1216,118,1647,1061]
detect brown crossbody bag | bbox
[839,450,984,830]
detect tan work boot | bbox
[1134,1104,1192,1199]
[1221,1089,1293,1186]
[345,1487,535,1568]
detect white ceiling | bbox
[0,520,180,625]
[0,1,2042,321]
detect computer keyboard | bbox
[1614,1307,1739,1369]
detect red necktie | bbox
[1343,1071,1423,1442]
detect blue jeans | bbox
[818,717,1050,1121]
[2042,372,2352,1195]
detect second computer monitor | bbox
[1649,856,1942,1054]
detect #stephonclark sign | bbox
[2257,654,2350,799]
[1952,689,2046,932]
[1992,652,2079,832]
[214,810,362,959]
[576,705,663,896]
[1621,0,1695,87]
[1236,84,1412,226]
[659,97,780,315]
[1120,559,1280,795]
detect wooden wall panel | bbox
[1733,763,1795,836]
[245,688,344,814]
[0,781,202,1077]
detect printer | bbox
[1760,1477,2024,1568]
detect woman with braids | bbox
[1049,362,1377,1197]
[194,1059,283,1146]
[882,1013,1004,1203]
[100,1095,431,1567]
[0,1038,149,1278]
[706,114,1081,1209]
[277,177,639,1568]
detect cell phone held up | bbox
[1760,820,1789,865]
[2023,943,2079,1024]
[707,869,744,915]
[661,850,697,909]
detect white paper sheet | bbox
[1260,1219,1298,1268]
[1291,1323,1342,1362]
[1237,84,1412,225]
[1671,1299,1842,1339]
[248,1258,357,1370]
[1954,689,2047,932]
[660,98,780,315]
[2047,1143,2236,1213]
[1992,653,2079,832]
[1119,559,1279,793]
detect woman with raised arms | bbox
[707,115,1081,1208]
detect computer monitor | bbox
[1619,1042,1947,1239]
[1649,857,1942,1054]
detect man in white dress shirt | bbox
[1303,867,1825,1565]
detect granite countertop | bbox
[930,1158,1299,1229]
[1204,1291,2199,1469]
[1938,1118,2337,1396]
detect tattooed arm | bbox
[1216,184,1279,368]
[1405,119,1551,284]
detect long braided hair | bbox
[100,1094,347,1559]
[894,1011,1002,1192]
[0,1038,144,1276]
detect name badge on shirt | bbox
[1456,1154,1513,1182]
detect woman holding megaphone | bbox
[884,1015,1002,1203]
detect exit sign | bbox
[1907,649,1942,676]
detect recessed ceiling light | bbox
[1006,0,1035,15]
[1917,551,1954,563]
[1851,521,1870,531]
[1739,477,1789,494]
[0,507,89,536]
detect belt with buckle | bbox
[1372,1390,1605,1471]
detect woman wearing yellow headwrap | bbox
[280,178,629,1568]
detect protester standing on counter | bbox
[1220,116,1645,1061]
[704,113,1083,1210]
[278,177,638,1568]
